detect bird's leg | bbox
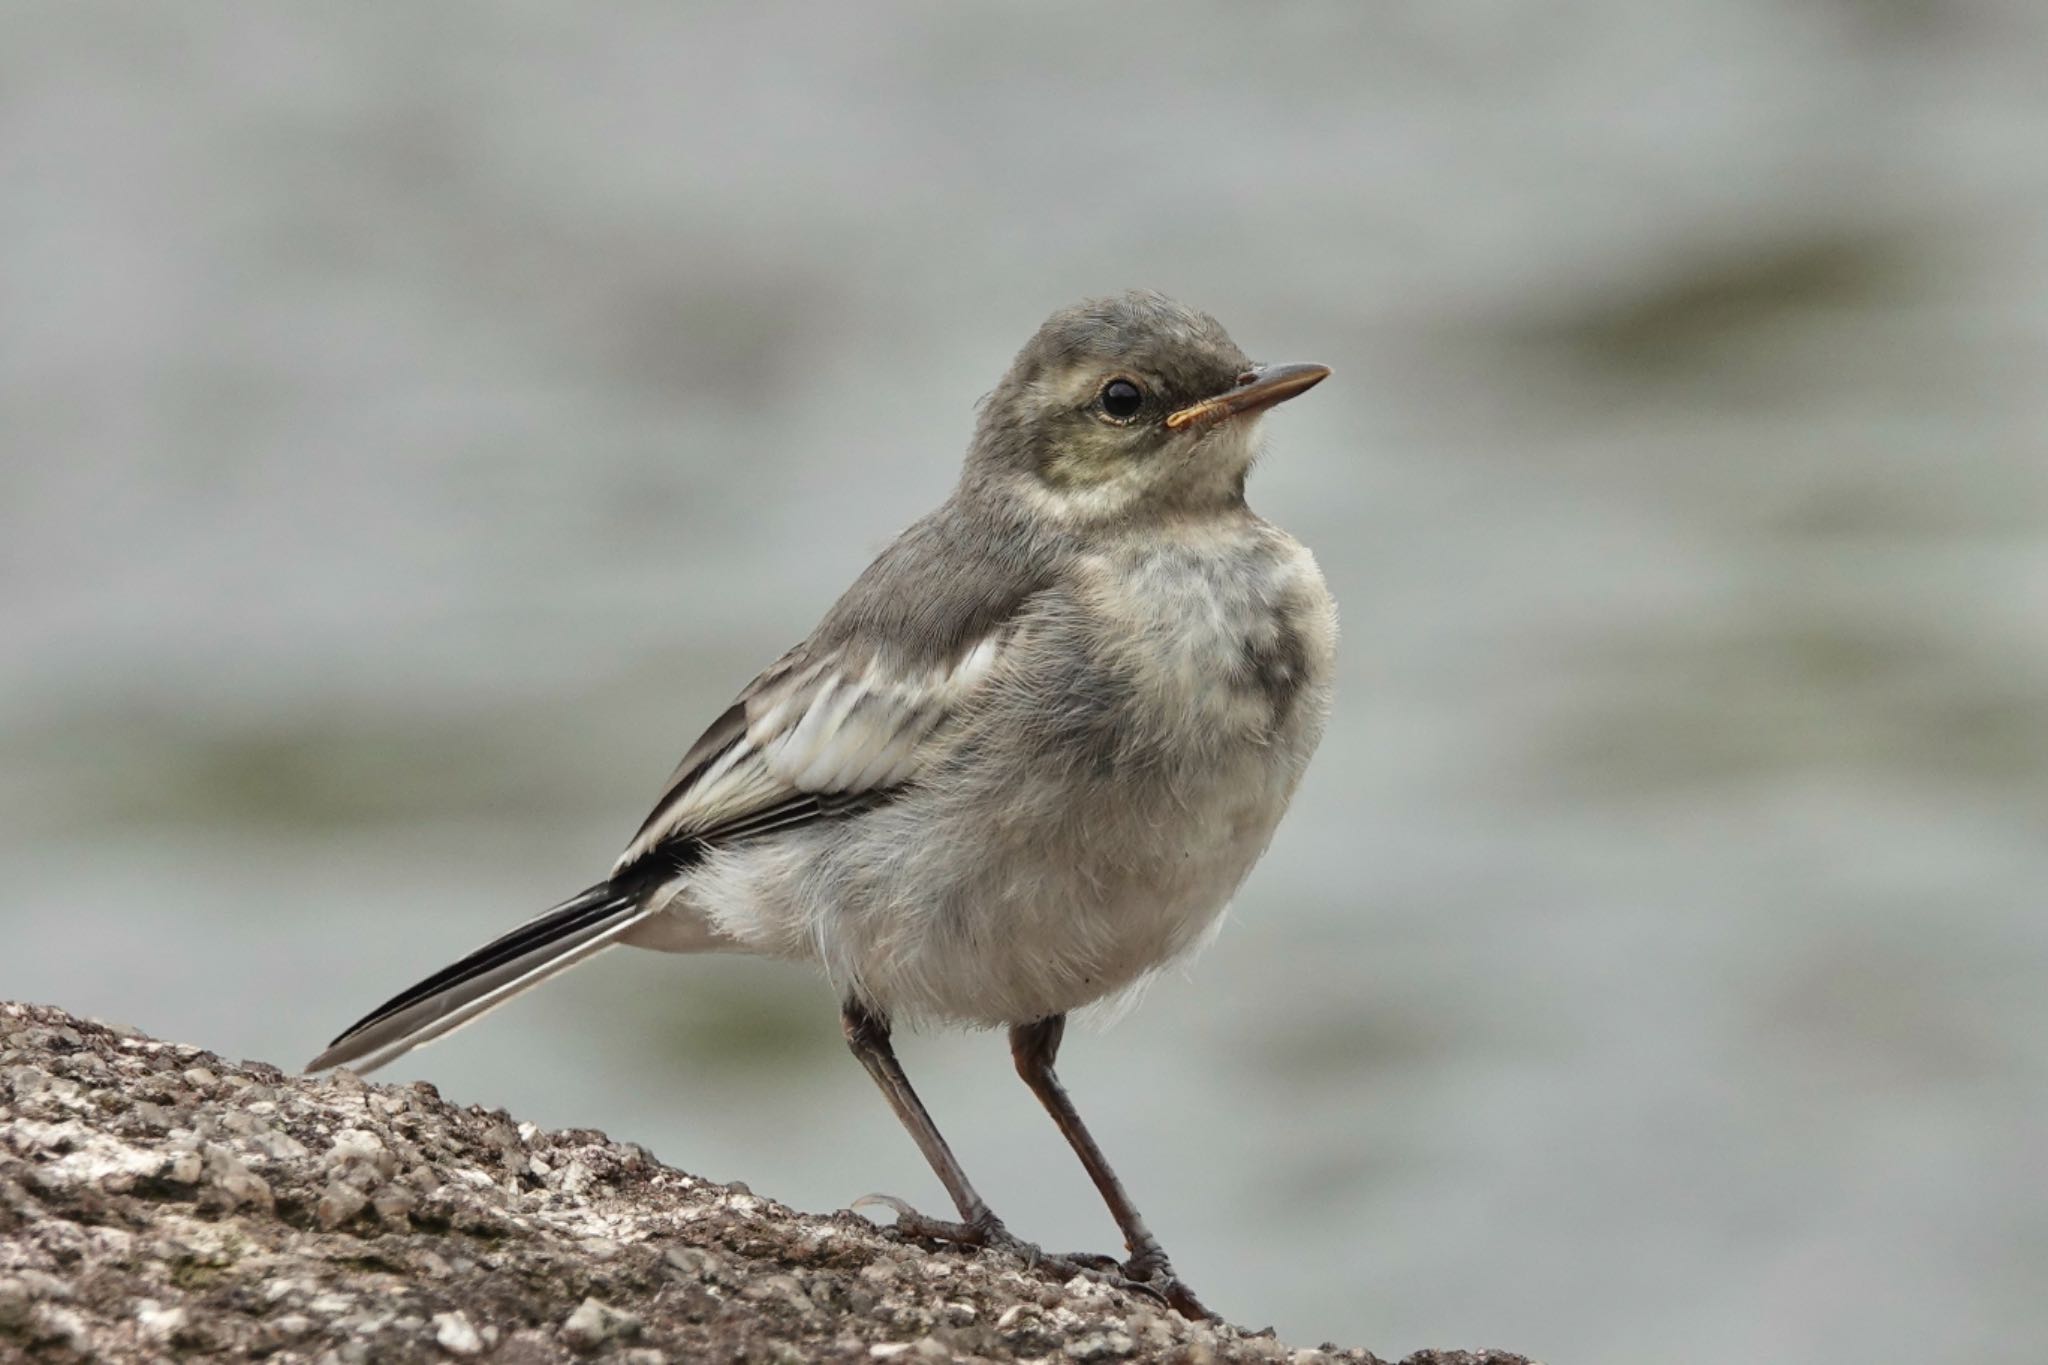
[1009,1015,1218,1321]
[842,1001,1009,1247]
[843,1003,1193,1316]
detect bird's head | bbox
[964,291,1329,523]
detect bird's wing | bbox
[611,630,1011,875]
[309,624,1024,1077]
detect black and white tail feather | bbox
[306,600,1020,1076]
[304,881,654,1075]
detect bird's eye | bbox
[1097,378,1144,422]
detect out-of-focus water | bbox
[4,5,2045,1362]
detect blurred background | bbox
[4,4,2045,1362]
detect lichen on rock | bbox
[0,1002,1534,1363]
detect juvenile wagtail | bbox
[310,290,1336,1318]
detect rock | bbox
[432,1309,485,1356]
[0,1001,1538,1364]
[316,1179,371,1229]
[559,1295,641,1351]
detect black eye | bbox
[1098,378,1144,421]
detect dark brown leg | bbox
[841,1001,1005,1242]
[1010,1015,1216,1320]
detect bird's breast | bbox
[1073,522,1336,757]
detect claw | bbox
[1131,1268,1217,1322]
[850,1193,916,1218]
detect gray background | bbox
[5,5,2045,1362]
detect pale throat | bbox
[1024,418,1265,525]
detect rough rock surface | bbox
[0,1002,1534,1364]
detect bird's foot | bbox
[1118,1250,1217,1322]
[851,1195,1215,1320]
[852,1194,1025,1255]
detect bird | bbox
[308,290,1336,1319]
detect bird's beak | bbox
[1165,362,1332,430]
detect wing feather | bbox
[612,628,1016,874]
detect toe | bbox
[852,1194,1008,1249]
[1155,1277,1218,1322]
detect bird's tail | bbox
[305,881,655,1076]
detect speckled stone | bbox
[0,1001,1538,1364]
